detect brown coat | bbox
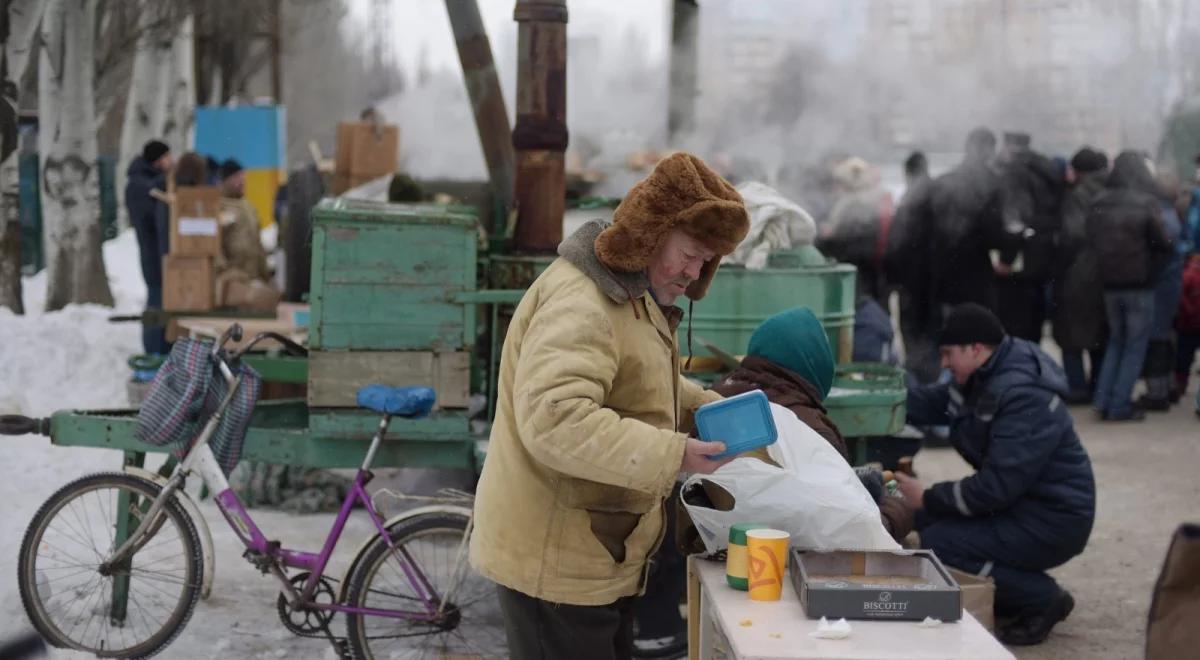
[709,356,913,543]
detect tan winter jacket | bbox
[218,197,270,281]
[470,221,720,606]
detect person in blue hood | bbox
[898,303,1096,646]
[125,139,173,354]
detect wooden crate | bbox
[308,199,478,351]
[335,121,400,177]
[162,255,214,311]
[170,186,222,257]
[308,350,471,409]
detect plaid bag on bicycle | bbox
[135,337,261,474]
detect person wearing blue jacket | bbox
[896,303,1096,646]
[124,140,172,355]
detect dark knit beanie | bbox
[142,140,169,163]
[938,303,1006,346]
[1070,147,1108,174]
[218,158,244,181]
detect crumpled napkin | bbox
[808,617,852,640]
[917,617,943,628]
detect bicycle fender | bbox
[123,466,216,600]
[336,504,473,604]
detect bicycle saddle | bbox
[355,385,436,418]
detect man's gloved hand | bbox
[854,467,885,503]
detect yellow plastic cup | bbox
[746,529,790,601]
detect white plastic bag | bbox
[725,182,818,269]
[682,402,899,553]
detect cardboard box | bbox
[335,121,399,177]
[215,272,281,312]
[948,568,995,631]
[790,549,962,622]
[170,186,222,257]
[307,350,470,409]
[162,255,214,311]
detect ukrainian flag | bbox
[195,106,286,229]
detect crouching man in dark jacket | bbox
[897,303,1095,646]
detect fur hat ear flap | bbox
[685,258,721,301]
[594,222,657,272]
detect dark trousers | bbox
[130,209,169,355]
[634,482,686,639]
[497,584,635,660]
[996,278,1046,342]
[1062,348,1104,395]
[1175,331,1200,379]
[918,510,1088,618]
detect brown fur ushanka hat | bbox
[595,152,749,301]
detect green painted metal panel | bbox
[824,363,906,437]
[307,408,470,441]
[242,355,308,383]
[309,199,478,350]
[690,264,857,360]
[48,405,477,470]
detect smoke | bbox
[359,0,1200,201]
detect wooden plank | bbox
[687,555,701,660]
[175,317,306,351]
[308,351,470,409]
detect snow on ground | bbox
[0,230,371,658]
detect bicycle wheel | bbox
[18,472,203,658]
[345,512,507,659]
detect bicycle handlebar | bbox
[211,323,244,358]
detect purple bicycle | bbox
[17,324,505,658]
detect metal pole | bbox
[667,0,699,144]
[445,0,516,235]
[269,0,282,103]
[512,0,567,253]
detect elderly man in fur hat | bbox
[470,153,750,659]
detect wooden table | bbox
[687,556,1015,660]
[175,317,307,351]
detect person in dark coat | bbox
[993,132,1065,342]
[1086,151,1173,421]
[898,303,1095,646]
[124,139,172,354]
[887,151,940,382]
[925,128,1014,323]
[1053,148,1109,403]
[1140,169,1187,410]
[710,307,915,542]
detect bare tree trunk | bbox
[0,0,46,314]
[160,13,193,150]
[39,0,111,310]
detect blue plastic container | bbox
[694,390,778,459]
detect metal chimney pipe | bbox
[511,0,567,253]
[445,0,516,234]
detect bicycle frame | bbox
[102,331,464,626]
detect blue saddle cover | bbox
[356,385,436,418]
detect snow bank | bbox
[0,229,382,658]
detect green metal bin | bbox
[308,198,480,351]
